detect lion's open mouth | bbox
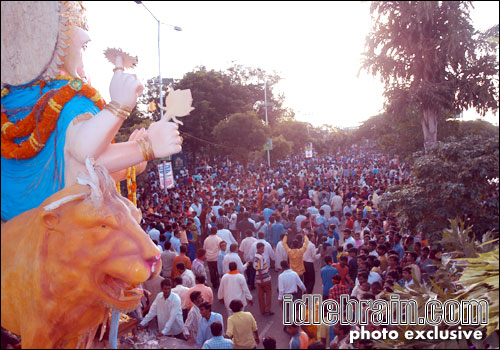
[101,274,143,303]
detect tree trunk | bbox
[421,108,438,153]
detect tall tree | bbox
[172,65,284,161]
[226,63,287,127]
[273,120,312,154]
[361,1,499,153]
[269,135,293,162]
[212,111,270,170]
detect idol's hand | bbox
[146,121,182,159]
[109,70,144,109]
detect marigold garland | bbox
[1,77,105,159]
[126,166,137,207]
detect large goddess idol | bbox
[1,2,193,348]
[1,1,188,221]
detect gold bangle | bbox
[104,104,127,120]
[136,135,156,161]
[143,134,156,161]
[104,101,132,120]
[136,138,148,161]
[108,101,132,114]
[113,67,124,73]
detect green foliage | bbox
[212,111,270,168]
[225,63,287,127]
[362,1,499,150]
[356,111,499,160]
[356,111,424,158]
[310,126,355,156]
[269,135,292,162]
[380,135,499,242]
[273,120,311,154]
[171,65,284,159]
[455,247,499,337]
[376,220,499,349]
[442,119,500,140]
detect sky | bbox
[83,1,499,128]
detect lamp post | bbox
[264,78,270,167]
[135,1,182,120]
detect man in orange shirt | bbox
[332,255,353,286]
[172,245,192,279]
[345,212,354,230]
[185,275,213,310]
[283,234,309,279]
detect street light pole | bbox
[264,78,270,167]
[135,1,181,120]
[157,20,163,120]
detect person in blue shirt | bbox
[164,224,173,243]
[320,256,338,299]
[186,228,196,261]
[270,215,285,248]
[325,231,336,248]
[217,241,227,276]
[315,210,328,236]
[263,205,274,224]
[328,211,341,230]
[170,230,182,254]
[202,322,233,349]
[197,302,224,345]
[393,234,405,261]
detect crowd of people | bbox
[129,149,441,349]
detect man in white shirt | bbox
[177,262,196,288]
[320,203,331,221]
[203,227,222,289]
[223,243,248,274]
[172,276,191,321]
[343,229,357,250]
[330,193,343,220]
[302,233,322,294]
[254,217,268,238]
[190,201,202,217]
[239,230,257,289]
[307,204,319,217]
[148,223,160,242]
[354,270,382,286]
[228,208,238,237]
[212,200,222,218]
[295,210,307,231]
[368,240,379,257]
[278,261,306,304]
[248,232,276,268]
[139,278,185,338]
[218,262,253,316]
[343,202,352,218]
[216,223,237,253]
[183,291,203,345]
[274,233,288,272]
[239,230,257,263]
[402,267,415,288]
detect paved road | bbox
[212,262,325,349]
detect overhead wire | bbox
[179,130,235,150]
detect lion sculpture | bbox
[1,159,162,348]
